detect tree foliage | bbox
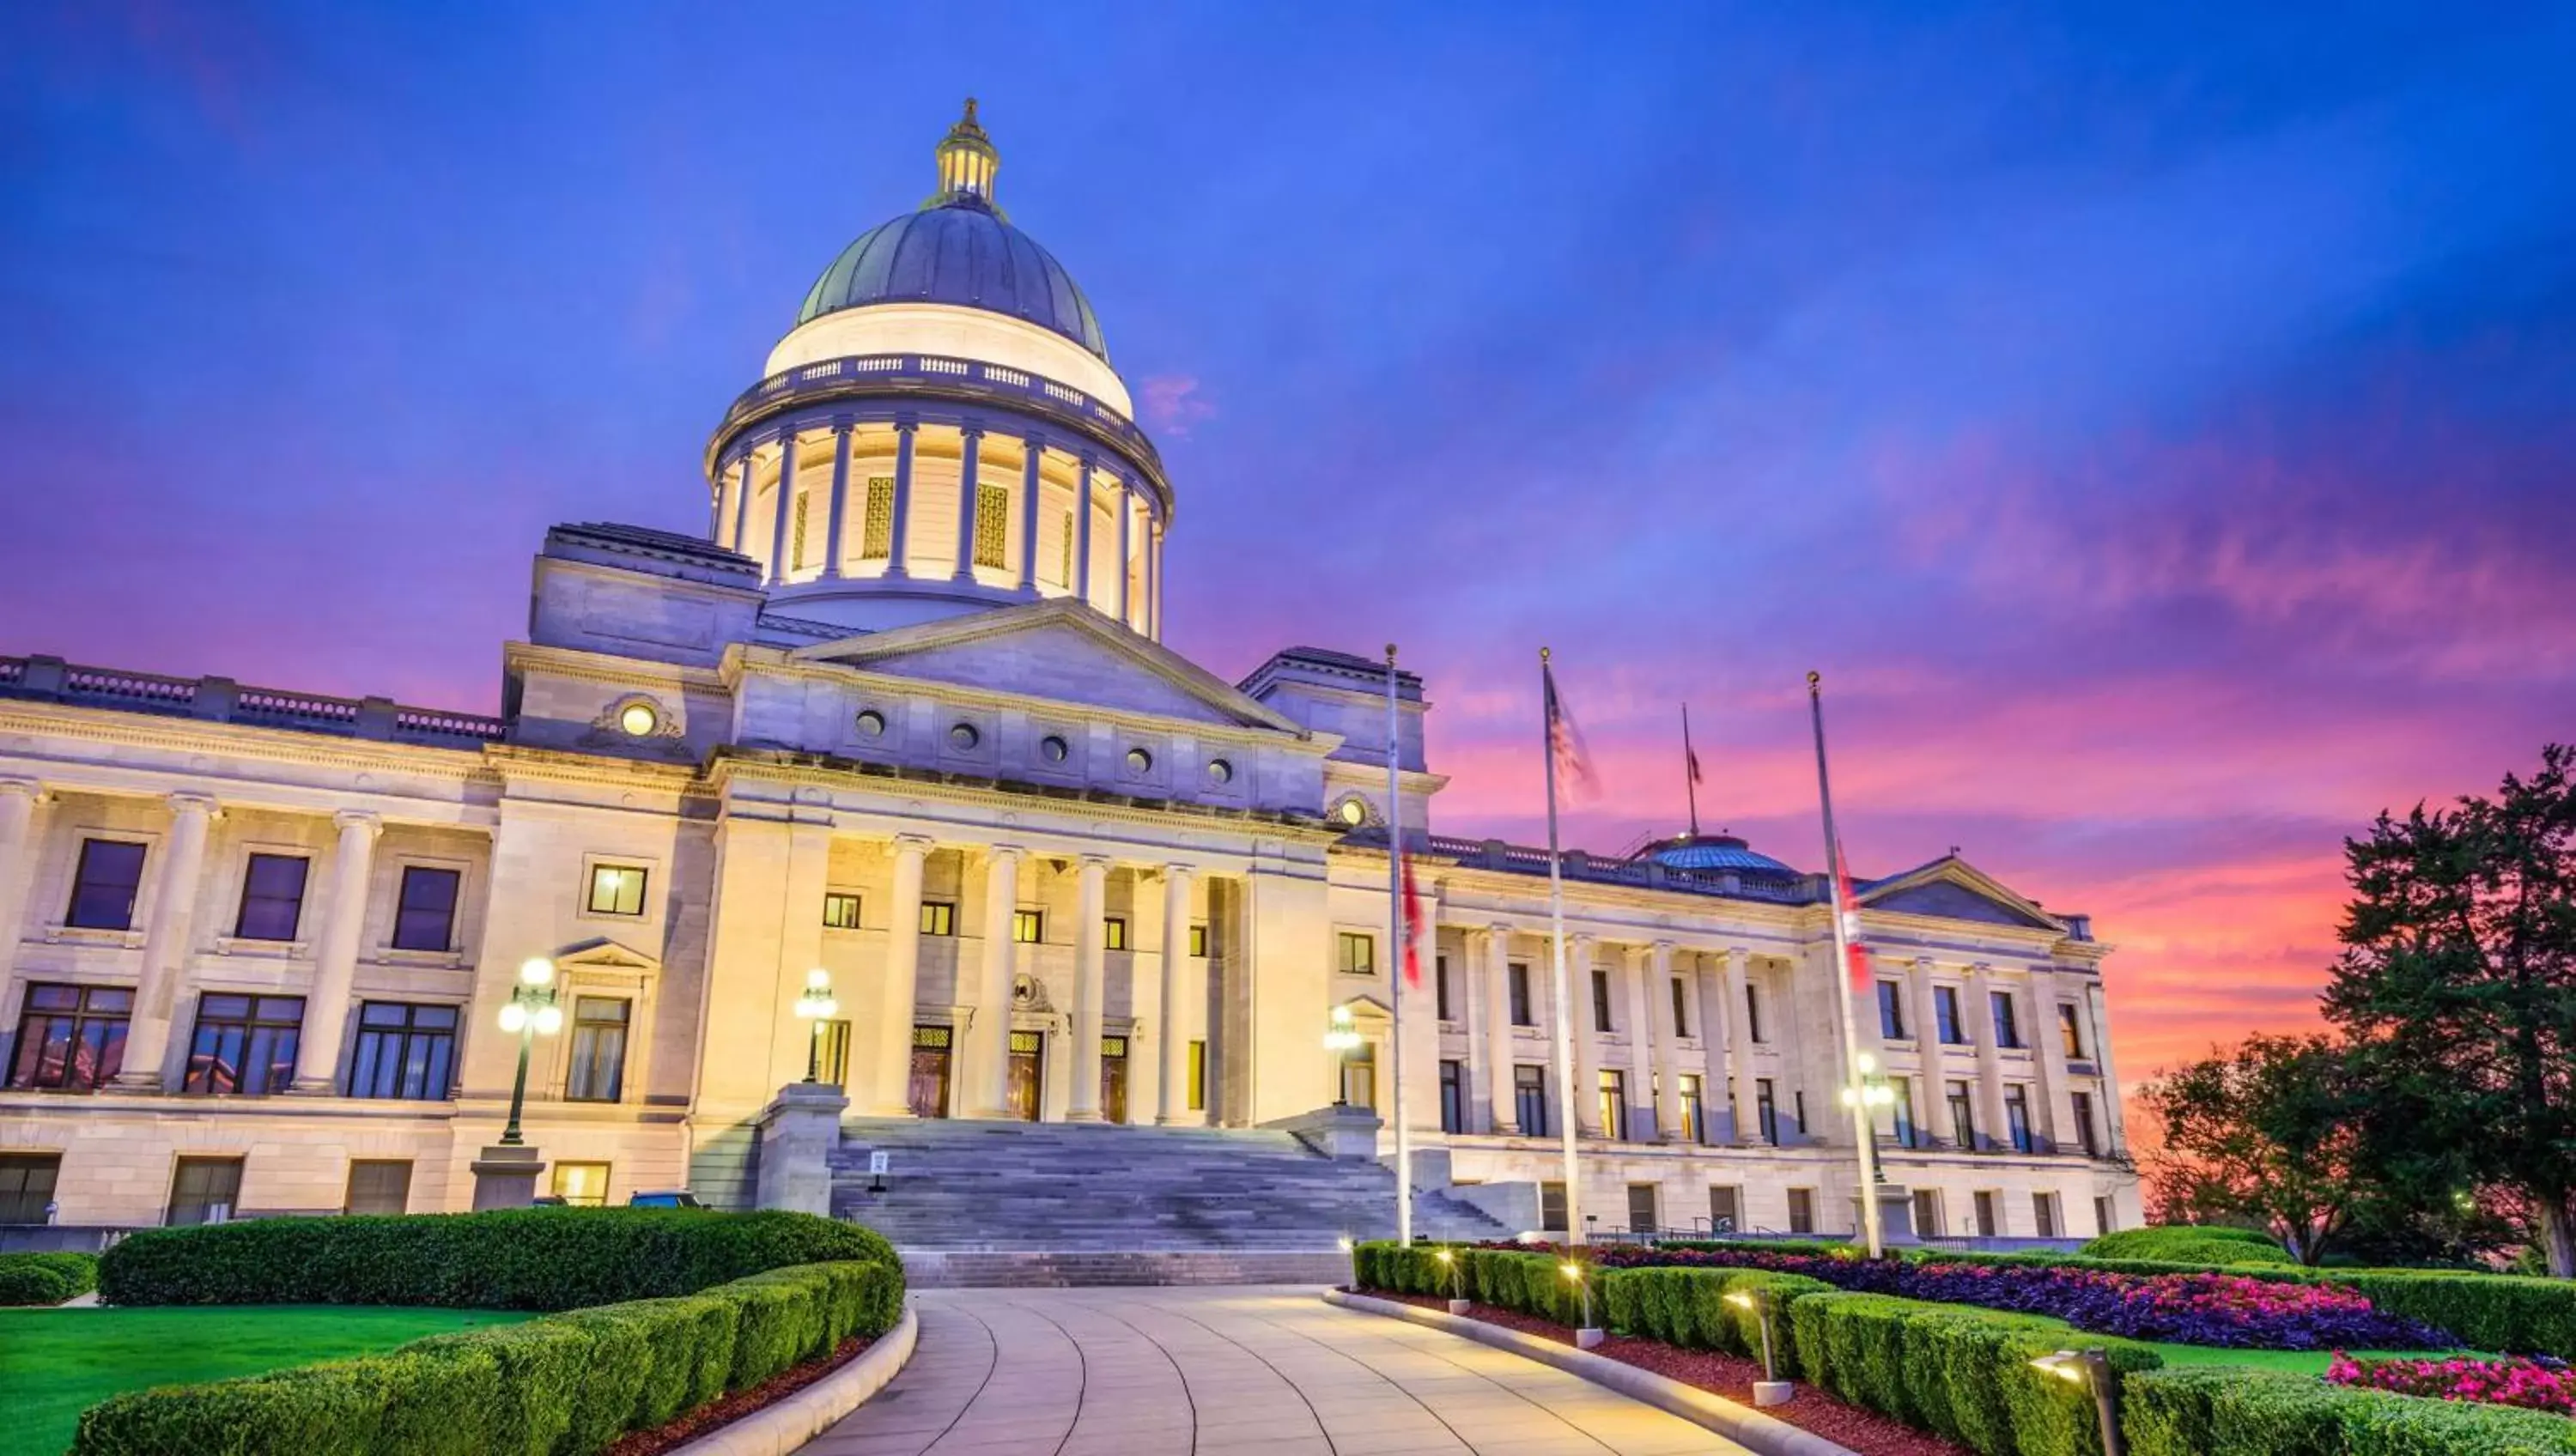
[2139,1034,2375,1264]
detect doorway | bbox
[1101,1034,1129,1124]
[1007,1029,1044,1121]
[908,1025,952,1119]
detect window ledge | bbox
[39,925,143,949]
[212,937,312,959]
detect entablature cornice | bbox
[503,640,732,694]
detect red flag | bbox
[1832,840,1871,995]
[1543,659,1601,804]
[1400,853,1425,986]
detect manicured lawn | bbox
[0,1305,529,1455]
[1968,1307,2473,1376]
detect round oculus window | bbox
[1206,758,1234,786]
[1336,798,1368,827]
[950,723,981,750]
[618,702,659,737]
[1039,735,1070,763]
[854,709,886,738]
[1126,747,1154,774]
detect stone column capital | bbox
[1724,945,1751,968]
[890,833,934,857]
[893,413,919,433]
[166,791,221,820]
[958,421,987,441]
[0,777,46,804]
[986,844,1025,865]
[1077,853,1113,874]
[1162,861,1196,879]
[829,416,855,436]
[1485,921,1512,941]
[331,809,384,838]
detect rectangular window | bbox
[183,993,304,1095]
[1670,977,1691,1038]
[2070,1090,2101,1157]
[1889,1075,1916,1148]
[1744,982,1765,1043]
[791,491,810,568]
[1188,923,1208,958]
[565,997,630,1102]
[2058,1002,2086,1059]
[1991,991,2022,1049]
[1508,963,1533,1026]
[65,838,147,931]
[2094,1195,2117,1235]
[1935,985,1965,1045]
[1103,916,1127,950]
[7,983,131,1090]
[860,476,896,560]
[233,853,310,941]
[822,892,861,930]
[2033,1192,2060,1239]
[1678,1072,1704,1144]
[2005,1085,2034,1153]
[973,482,1009,568]
[815,1019,851,1085]
[1597,1069,1626,1141]
[1514,1064,1548,1135]
[348,1001,459,1100]
[167,1156,243,1227]
[1434,956,1453,1021]
[0,1153,63,1223]
[1626,1182,1659,1234]
[1786,1187,1816,1235]
[1540,1180,1568,1234]
[920,901,956,937]
[1947,1080,1977,1150]
[552,1162,611,1208]
[343,1160,412,1216]
[1911,1189,1944,1237]
[392,866,462,952]
[1187,1040,1206,1111]
[586,864,647,917]
[1974,1190,2000,1238]
[1336,931,1375,975]
[1755,1077,1778,1146]
[1876,980,1907,1040]
[1709,1185,1741,1235]
[909,1025,952,1119]
[1012,909,1043,944]
[1438,1059,1463,1134]
[1059,509,1073,585]
[1590,968,1613,1032]
[1795,1089,1807,1139]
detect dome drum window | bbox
[949,722,981,751]
[854,709,887,739]
[618,703,659,737]
[1125,747,1154,775]
[595,695,676,743]
[1038,734,1070,764]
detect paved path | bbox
[804,1285,1753,1456]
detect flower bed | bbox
[1569,1242,2454,1350]
[2328,1350,2576,1417]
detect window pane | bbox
[567,998,630,1101]
[920,901,954,936]
[822,893,861,930]
[392,867,461,952]
[345,1160,412,1216]
[589,865,647,915]
[234,853,310,941]
[66,840,148,931]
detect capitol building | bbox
[0,106,2138,1245]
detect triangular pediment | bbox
[789,601,1305,735]
[551,936,661,972]
[1858,856,2063,931]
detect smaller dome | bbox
[1641,833,1797,877]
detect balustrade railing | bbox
[0,655,506,748]
[714,351,1166,477]
[1409,830,1819,905]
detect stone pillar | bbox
[1482,925,1516,1133]
[1620,944,1656,1139]
[0,780,46,984]
[728,454,754,555]
[952,423,985,581]
[1723,948,1756,1144]
[291,810,381,1092]
[2087,980,2128,1153]
[822,420,854,579]
[768,428,800,583]
[1911,956,1944,1128]
[1016,434,1044,595]
[1115,482,1133,627]
[872,835,931,1116]
[117,792,219,1089]
[2031,967,2077,1150]
[756,1081,850,1216]
[1569,934,1602,1136]
[1066,855,1109,1121]
[887,417,916,577]
[1969,962,2009,1150]
[1156,864,1194,1125]
[1692,953,1730,1138]
[1072,458,1095,605]
[1649,940,1686,1140]
[1144,513,1161,637]
[966,845,1022,1119]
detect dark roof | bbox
[1638,832,1799,877]
[795,197,1108,360]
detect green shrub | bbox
[0,1249,98,1304]
[2080,1226,2296,1266]
[2123,1366,2576,1456]
[2337,1270,2576,1361]
[69,1258,906,1456]
[98,1208,893,1309]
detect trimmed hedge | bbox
[2124,1365,2576,1456]
[0,1249,100,1306]
[99,1207,894,1310]
[69,1258,904,1456]
[2081,1226,2297,1267]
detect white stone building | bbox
[0,104,2136,1241]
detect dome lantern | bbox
[933,97,999,208]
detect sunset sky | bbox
[5,3,2573,1095]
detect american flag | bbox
[1832,840,1872,995]
[1543,658,1601,804]
[1400,854,1425,987]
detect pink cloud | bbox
[1139,375,1217,438]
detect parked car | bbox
[627,1190,705,1209]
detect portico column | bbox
[1649,941,1686,1141]
[1144,513,1161,637]
[822,420,854,579]
[1066,855,1109,1121]
[1156,864,1194,1124]
[1969,962,2010,1150]
[1016,435,1044,596]
[2031,967,2077,1150]
[0,780,46,974]
[1620,944,1655,1138]
[963,845,1023,1119]
[1114,484,1134,628]
[1692,953,1730,1138]
[728,454,754,555]
[952,423,986,581]
[768,429,801,583]
[1482,925,1516,1133]
[1722,948,1756,1144]
[1072,459,1095,605]
[872,835,931,1115]
[115,792,219,1089]
[1569,934,1602,1136]
[2087,980,2128,1154]
[290,810,382,1092]
[886,418,916,577]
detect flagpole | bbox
[1386,644,1413,1248]
[1681,702,1700,836]
[1807,670,1885,1259]
[1541,648,1584,1247]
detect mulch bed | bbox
[600,1334,878,1456]
[1372,1292,1969,1456]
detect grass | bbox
[0,1304,529,1455]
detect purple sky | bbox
[5,3,2573,1086]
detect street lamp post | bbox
[1324,1004,1362,1107]
[496,957,562,1148]
[1559,1258,1603,1348]
[794,968,839,1083]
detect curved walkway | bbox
[802,1286,1753,1456]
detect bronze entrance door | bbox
[1101,1034,1129,1123]
[907,1026,952,1119]
[1006,1030,1044,1121]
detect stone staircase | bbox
[830,1118,1506,1286]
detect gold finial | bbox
[1384,642,1398,664]
[1540,646,1552,662]
[933,97,999,205]
[963,96,978,124]
[1807,670,1821,691]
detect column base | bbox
[106,1073,166,1094]
[470,1144,545,1211]
[868,1102,918,1119]
[1063,1108,1105,1124]
[287,1076,341,1095]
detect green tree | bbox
[2138,1033,2373,1264]
[2324,745,2576,1277]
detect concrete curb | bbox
[1325,1289,1856,1456]
[669,1304,921,1456]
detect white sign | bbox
[867,1150,890,1176]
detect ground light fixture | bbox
[1434,1247,1468,1313]
[1324,1004,1363,1105]
[1559,1259,1605,1349]
[2030,1349,2126,1456]
[496,957,562,1147]
[1723,1289,1794,1407]
[793,968,839,1083]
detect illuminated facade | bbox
[0,105,2138,1241]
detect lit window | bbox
[1059,509,1073,585]
[823,892,861,930]
[860,476,895,560]
[619,702,659,737]
[552,1161,611,1208]
[1336,931,1375,975]
[1013,910,1044,944]
[1188,923,1208,957]
[973,482,1009,568]
[791,491,810,568]
[920,901,956,937]
[1334,798,1367,827]
[1104,917,1127,950]
[587,864,647,916]
[1186,1040,1207,1111]
[566,998,630,1102]
[2058,1002,2086,1059]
